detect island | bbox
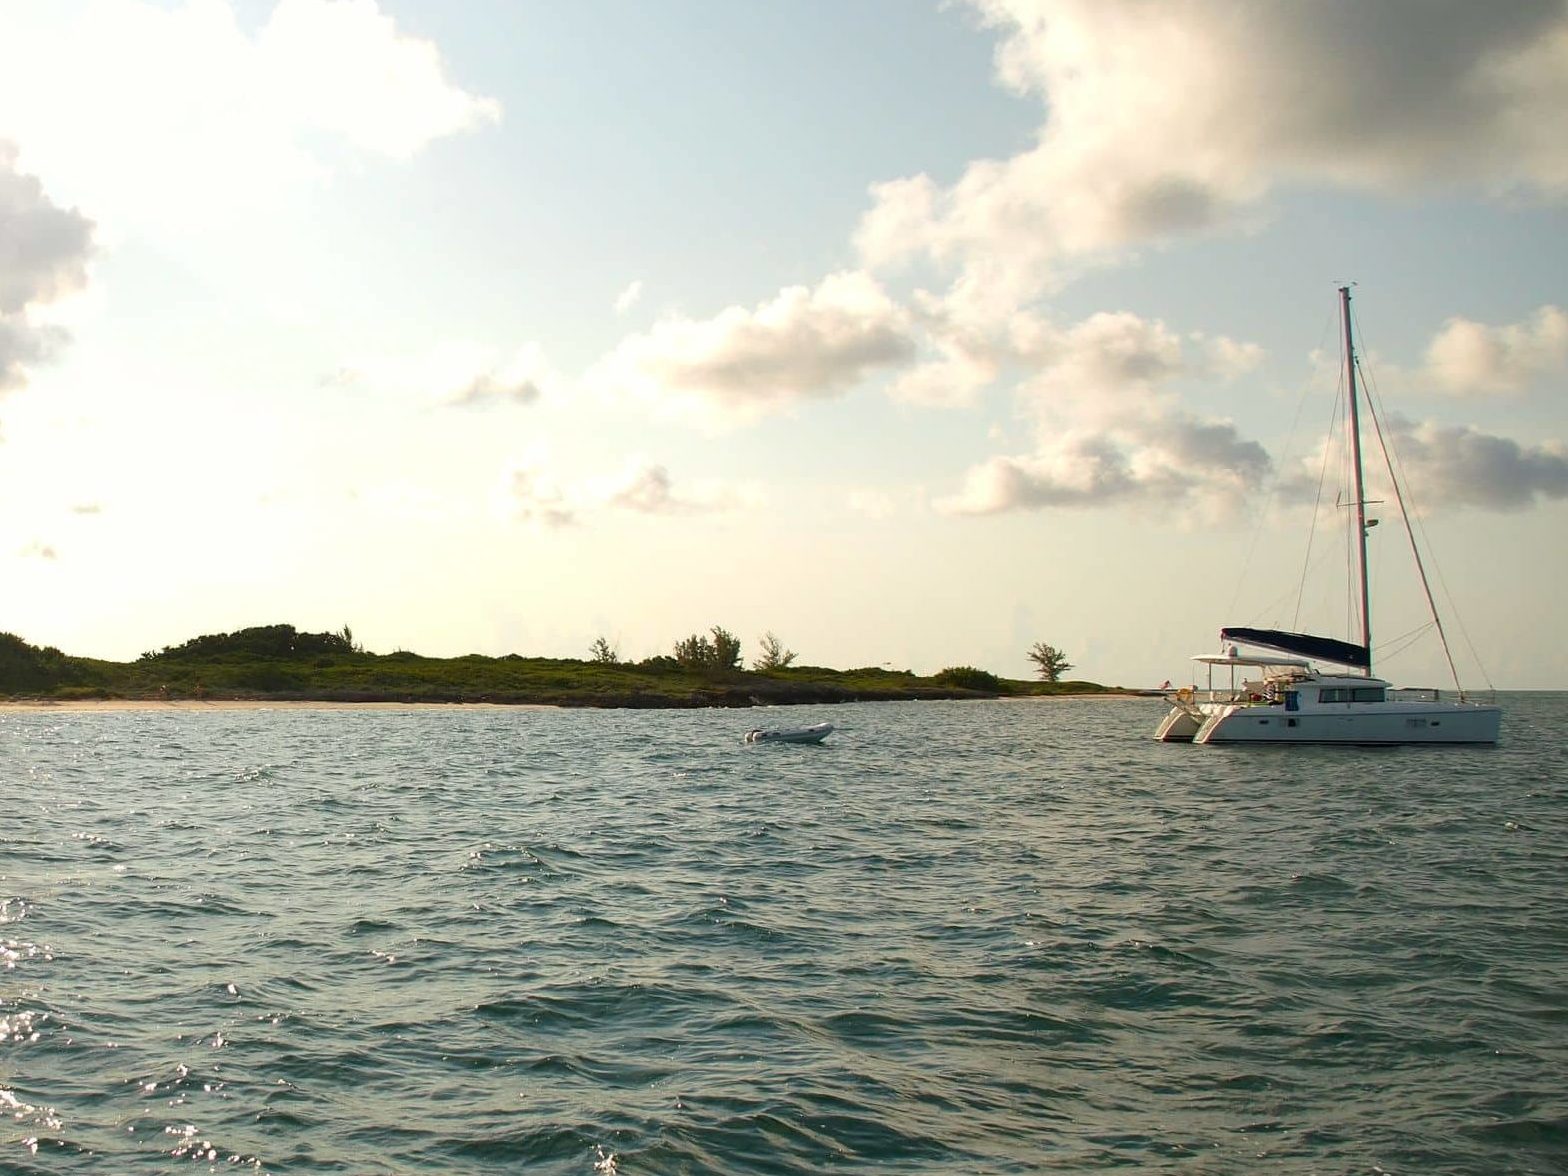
[0,625,1126,708]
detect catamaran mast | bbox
[1340,285,1372,677]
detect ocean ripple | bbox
[2,696,1566,1172]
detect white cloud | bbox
[937,309,1271,514]
[594,460,749,516]
[886,286,1267,410]
[1202,334,1268,380]
[939,420,1270,516]
[0,316,68,395]
[0,143,94,391]
[885,289,1004,407]
[0,0,499,232]
[888,349,999,408]
[328,341,557,408]
[258,0,501,159]
[502,461,576,529]
[858,0,1568,305]
[1424,305,1568,394]
[591,271,917,426]
[501,456,748,526]
[614,280,644,315]
[444,343,556,408]
[449,373,543,408]
[605,462,681,513]
[1014,312,1189,414]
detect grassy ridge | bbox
[0,626,1118,708]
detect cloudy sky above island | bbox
[1,0,1565,687]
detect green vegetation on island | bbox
[0,624,1121,707]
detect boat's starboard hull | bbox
[1191,703,1500,745]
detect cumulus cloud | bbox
[258,0,501,158]
[885,290,1005,407]
[1384,416,1568,510]
[888,348,999,408]
[503,462,576,529]
[937,309,1272,514]
[0,1,498,230]
[1424,305,1568,394]
[595,460,751,515]
[503,456,746,526]
[328,341,557,408]
[0,144,93,314]
[0,143,94,391]
[940,419,1270,515]
[887,286,1266,410]
[444,343,555,408]
[449,373,543,407]
[858,0,1568,305]
[0,316,68,393]
[592,271,917,425]
[606,463,680,513]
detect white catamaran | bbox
[1156,287,1501,746]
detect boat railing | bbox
[1390,687,1498,705]
[1169,687,1256,707]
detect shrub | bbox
[673,626,742,674]
[52,685,112,700]
[154,624,355,661]
[933,665,1003,692]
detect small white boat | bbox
[743,722,833,745]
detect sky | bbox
[1,0,1566,689]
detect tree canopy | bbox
[1027,642,1074,682]
[753,631,797,671]
[674,626,742,674]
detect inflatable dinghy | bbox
[743,722,833,745]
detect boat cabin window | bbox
[1317,686,1386,703]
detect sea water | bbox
[2,695,1565,1174]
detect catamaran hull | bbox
[1154,705,1203,742]
[1189,703,1501,745]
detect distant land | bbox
[0,624,1129,708]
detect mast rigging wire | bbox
[1354,344,1478,695]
